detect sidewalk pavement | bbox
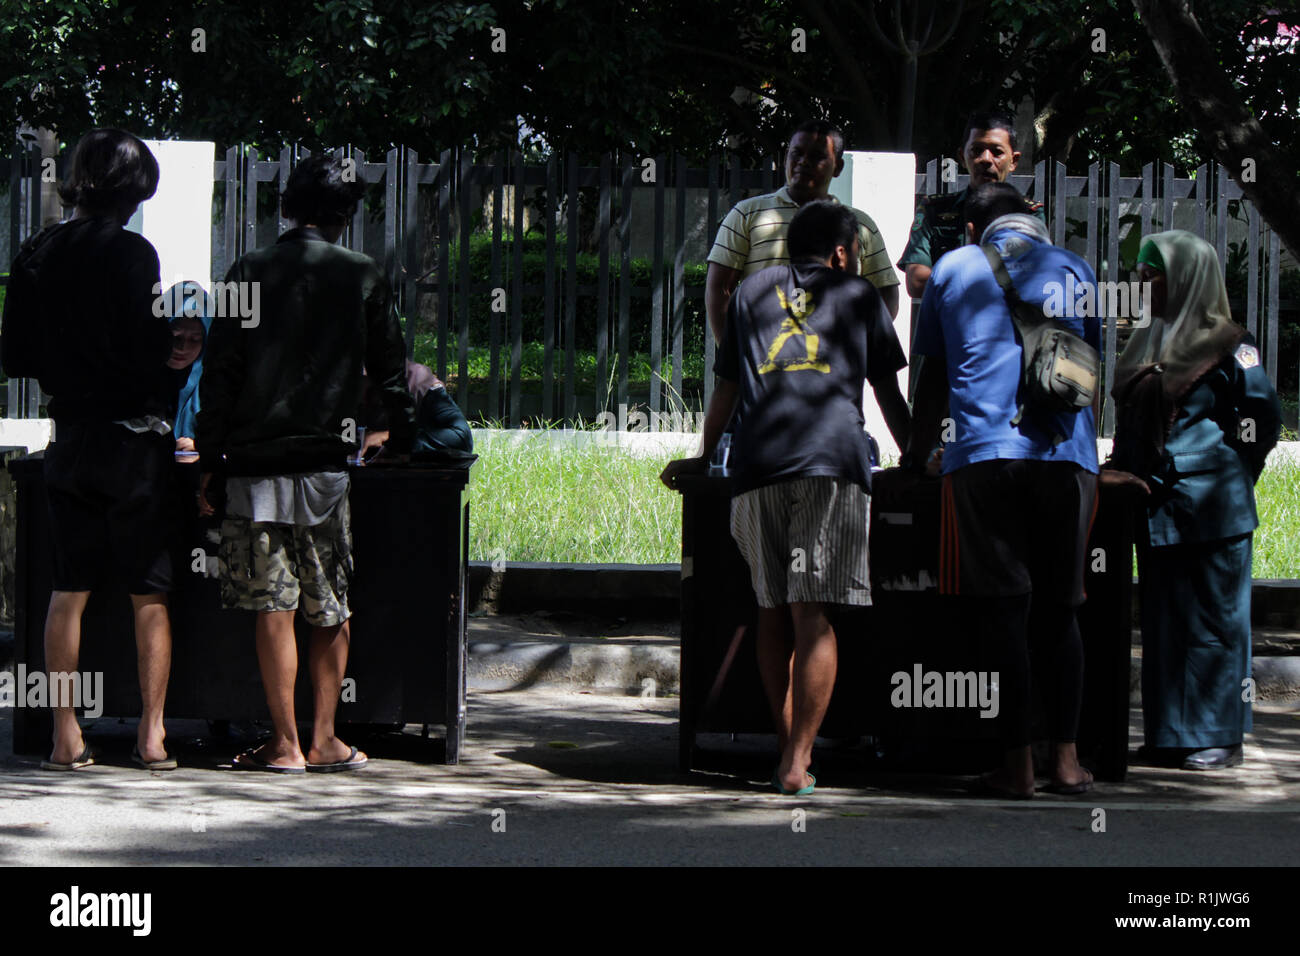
[2,625,1298,865]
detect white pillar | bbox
[829,151,916,462]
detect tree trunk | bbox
[1133,0,1300,261]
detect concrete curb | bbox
[1126,651,1300,706]
[467,632,1300,707]
[469,637,680,695]
[467,562,1300,634]
[468,562,680,618]
[461,622,1299,705]
[463,633,1299,705]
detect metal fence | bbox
[927,157,1294,435]
[2,143,1295,434]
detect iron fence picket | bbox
[3,146,1292,428]
[618,160,633,413]
[457,149,472,406]
[436,149,452,382]
[544,155,557,419]
[511,151,525,424]
[650,154,666,417]
[564,153,579,422]
[490,152,504,420]
[596,154,611,419]
[403,147,420,355]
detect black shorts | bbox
[939,458,1097,607]
[43,422,175,594]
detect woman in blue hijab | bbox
[164,282,212,457]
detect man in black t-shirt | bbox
[662,200,910,795]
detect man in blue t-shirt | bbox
[907,182,1100,800]
[662,200,910,796]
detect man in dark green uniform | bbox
[898,111,1044,299]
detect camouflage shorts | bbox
[218,498,353,626]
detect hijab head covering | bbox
[359,359,444,432]
[405,359,441,401]
[1136,238,1166,273]
[1111,230,1244,461]
[165,282,214,439]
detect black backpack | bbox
[982,243,1099,443]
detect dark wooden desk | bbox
[8,455,476,763]
[675,469,1133,780]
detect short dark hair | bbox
[281,154,366,227]
[961,111,1018,153]
[57,129,159,217]
[790,120,844,163]
[966,182,1032,239]
[788,199,858,262]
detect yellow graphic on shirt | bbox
[759,285,831,374]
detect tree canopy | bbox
[0,0,1295,174]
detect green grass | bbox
[1254,454,1300,578]
[469,431,1300,578]
[468,429,691,564]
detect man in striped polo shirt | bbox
[705,120,900,346]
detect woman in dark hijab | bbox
[359,359,473,460]
[1104,231,1281,771]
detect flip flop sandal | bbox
[970,773,1034,800]
[41,745,96,771]
[1039,777,1094,795]
[231,749,306,774]
[132,746,179,771]
[771,771,816,796]
[306,745,368,773]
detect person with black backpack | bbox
[905,182,1102,799]
[0,129,198,771]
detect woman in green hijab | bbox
[1104,230,1281,770]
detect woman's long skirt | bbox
[1138,532,1253,749]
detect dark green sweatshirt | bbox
[196,227,415,476]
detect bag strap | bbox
[981,242,1042,340]
[982,242,1039,428]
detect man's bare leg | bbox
[43,590,90,764]
[755,606,795,753]
[305,619,364,766]
[237,609,306,769]
[776,601,837,793]
[130,593,172,763]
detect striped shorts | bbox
[729,476,871,609]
